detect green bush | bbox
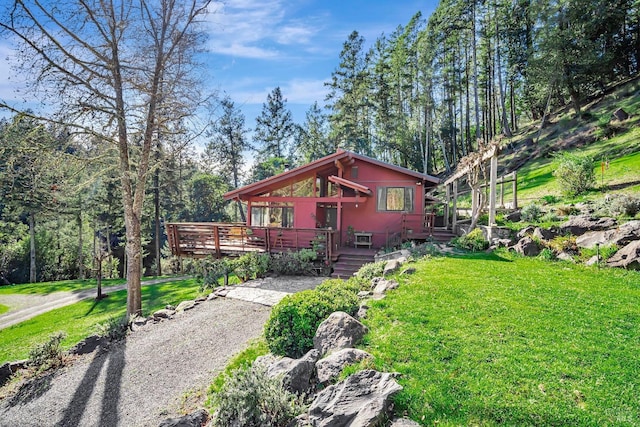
[354,261,386,281]
[211,365,305,427]
[452,228,489,252]
[195,257,236,290]
[28,331,67,372]
[95,315,129,341]
[609,195,640,217]
[521,203,542,222]
[538,248,556,261]
[234,252,270,282]
[264,279,360,358]
[270,250,317,276]
[553,152,595,196]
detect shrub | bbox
[556,205,580,217]
[521,203,542,222]
[195,257,236,290]
[28,331,67,372]
[211,364,305,427]
[270,250,317,276]
[538,248,556,261]
[354,261,386,281]
[548,235,578,253]
[609,195,640,217]
[264,279,360,358]
[234,252,271,282]
[541,210,559,223]
[553,152,595,196]
[452,228,488,252]
[95,316,129,341]
[540,195,560,205]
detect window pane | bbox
[386,188,405,211]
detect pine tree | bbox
[253,87,295,160]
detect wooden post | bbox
[452,180,458,232]
[444,184,451,229]
[500,176,504,208]
[489,152,498,226]
[512,171,518,210]
[213,225,221,259]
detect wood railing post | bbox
[213,225,221,259]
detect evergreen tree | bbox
[253,87,295,160]
[297,102,333,163]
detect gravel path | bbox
[0,277,190,331]
[0,276,324,427]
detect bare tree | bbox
[0,0,210,318]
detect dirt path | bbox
[0,277,190,331]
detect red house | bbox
[166,150,440,275]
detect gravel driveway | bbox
[0,297,270,427]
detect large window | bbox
[377,187,414,212]
[251,204,294,227]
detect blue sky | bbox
[204,0,438,129]
[0,1,439,137]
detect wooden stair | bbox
[331,248,376,279]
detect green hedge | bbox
[264,279,361,358]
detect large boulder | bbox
[611,220,640,246]
[264,349,320,395]
[308,370,402,427]
[511,236,541,257]
[316,348,373,384]
[607,240,640,269]
[158,409,208,427]
[576,230,615,249]
[371,278,399,295]
[504,210,522,222]
[559,216,617,236]
[313,312,368,356]
[516,225,536,239]
[533,227,557,241]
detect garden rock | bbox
[607,240,640,269]
[533,227,557,241]
[356,304,369,320]
[153,308,175,320]
[505,211,522,222]
[265,349,320,394]
[372,278,399,295]
[0,362,12,387]
[613,107,629,121]
[576,230,615,249]
[390,418,421,427]
[206,293,217,301]
[585,255,600,266]
[158,408,208,427]
[375,249,411,262]
[559,216,617,236]
[214,287,230,297]
[175,300,196,312]
[165,304,175,310]
[612,220,640,246]
[316,348,373,384]
[511,236,541,257]
[557,252,575,262]
[314,312,368,356]
[383,259,402,276]
[400,267,416,276]
[516,225,536,239]
[308,370,402,427]
[69,334,107,355]
[357,291,371,298]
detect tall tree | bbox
[253,87,295,160]
[203,95,249,221]
[0,0,210,318]
[296,102,332,163]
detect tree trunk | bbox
[96,255,103,300]
[472,1,481,142]
[154,163,162,277]
[29,212,36,283]
[77,209,84,280]
[495,4,512,138]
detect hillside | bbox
[493,77,640,207]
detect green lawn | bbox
[363,252,640,426]
[0,278,201,363]
[0,304,8,315]
[0,275,177,295]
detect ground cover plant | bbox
[0,278,200,363]
[362,251,640,426]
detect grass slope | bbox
[364,252,640,426]
[0,278,200,363]
[0,275,174,295]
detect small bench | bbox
[353,232,373,249]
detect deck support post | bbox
[512,171,518,210]
[444,184,450,229]
[213,225,221,259]
[452,180,458,232]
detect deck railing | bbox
[165,222,336,261]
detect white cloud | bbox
[205,0,324,59]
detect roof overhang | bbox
[327,175,372,196]
[224,149,440,201]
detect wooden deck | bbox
[166,223,338,261]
